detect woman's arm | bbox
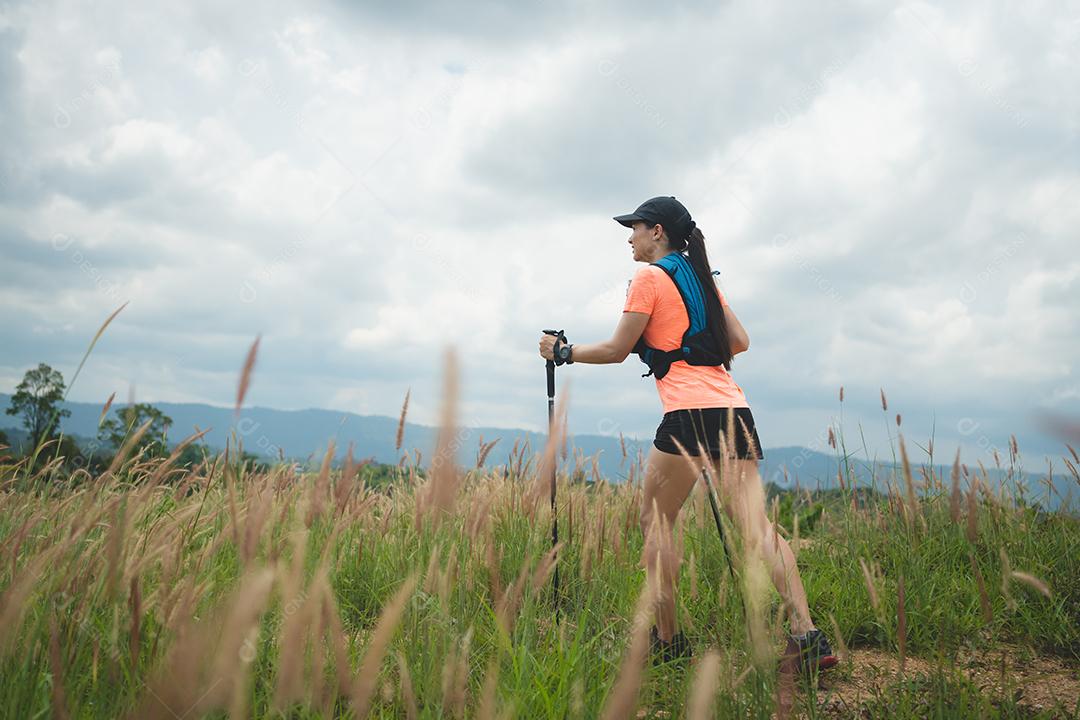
[725,305,750,354]
[539,296,748,363]
[539,312,650,365]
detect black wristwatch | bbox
[555,341,574,365]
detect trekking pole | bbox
[542,329,564,621]
[699,465,735,579]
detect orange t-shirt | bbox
[623,263,750,413]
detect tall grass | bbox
[0,365,1078,717]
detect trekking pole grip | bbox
[542,329,564,399]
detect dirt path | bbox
[812,645,1080,717]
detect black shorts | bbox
[653,407,764,460]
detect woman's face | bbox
[628,220,666,262]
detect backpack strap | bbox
[654,252,708,337]
[631,337,683,378]
[632,252,719,379]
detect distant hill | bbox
[0,426,30,453]
[1,394,1074,510]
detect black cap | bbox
[613,196,696,241]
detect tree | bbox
[98,403,173,460]
[175,442,209,469]
[360,461,401,489]
[6,363,70,446]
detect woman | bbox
[538,196,836,673]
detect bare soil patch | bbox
[812,645,1080,718]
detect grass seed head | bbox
[828,613,849,664]
[1010,571,1051,598]
[495,559,531,638]
[396,388,410,451]
[860,557,881,614]
[950,447,962,523]
[425,347,464,522]
[48,614,70,720]
[234,334,261,416]
[686,649,721,720]
[474,658,501,720]
[396,651,419,720]
[968,552,993,624]
[999,548,1018,611]
[967,477,980,544]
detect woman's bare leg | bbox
[640,447,816,640]
[719,457,815,635]
[639,446,700,642]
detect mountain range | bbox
[1,394,1074,510]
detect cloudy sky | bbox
[1,1,1077,468]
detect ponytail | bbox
[672,227,733,371]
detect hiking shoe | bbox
[649,626,693,664]
[789,629,838,674]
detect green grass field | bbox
[1,416,1079,718]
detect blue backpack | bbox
[631,251,726,380]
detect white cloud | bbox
[0,0,1076,467]
[190,46,227,84]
